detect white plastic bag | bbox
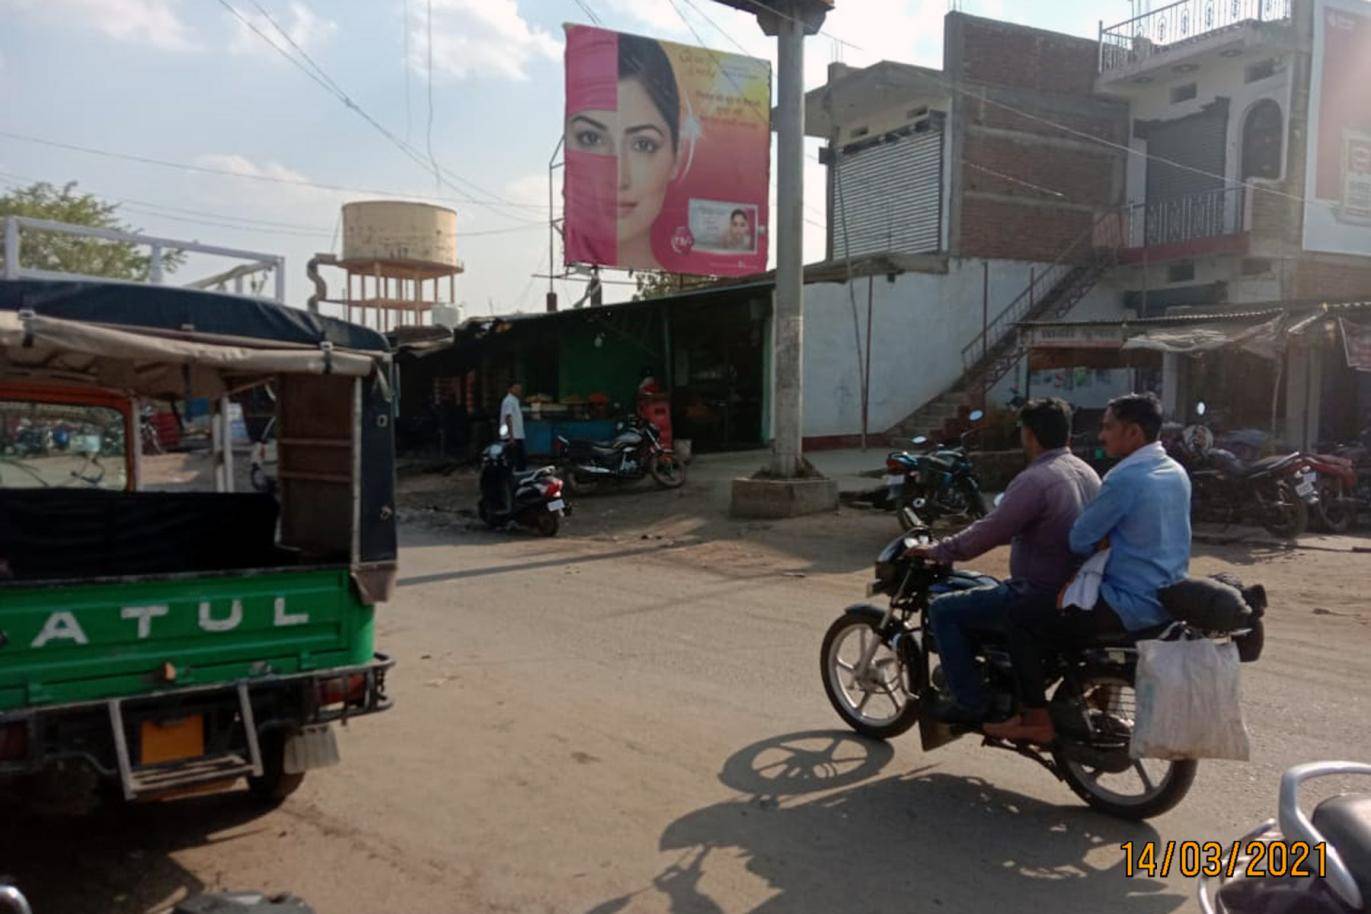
[1130,636,1250,760]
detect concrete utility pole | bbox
[714,0,831,478]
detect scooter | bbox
[478,425,569,537]
[1198,761,1371,914]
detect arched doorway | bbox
[1242,99,1283,181]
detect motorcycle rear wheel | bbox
[534,511,561,537]
[820,608,920,740]
[1259,480,1307,540]
[1051,672,1197,820]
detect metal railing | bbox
[1122,185,1248,248]
[959,210,1123,373]
[2,216,286,302]
[1099,0,1292,73]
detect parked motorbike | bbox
[1198,761,1371,914]
[250,416,278,494]
[1304,451,1360,533]
[554,415,685,492]
[884,409,988,530]
[479,429,568,536]
[12,423,53,457]
[1168,403,1318,540]
[820,523,1266,820]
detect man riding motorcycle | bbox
[987,392,1191,744]
[906,398,1101,724]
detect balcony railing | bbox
[1099,0,1292,74]
[1121,186,1248,249]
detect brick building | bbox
[797,1,1371,450]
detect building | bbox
[800,0,1371,449]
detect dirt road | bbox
[5,456,1371,914]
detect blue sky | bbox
[0,0,1109,317]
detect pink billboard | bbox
[563,25,771,276]
[1304,0,1371,255]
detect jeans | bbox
[506,439,527,472]
[927,582,1024,712]
[1005,599,1130,708]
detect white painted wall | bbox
[802,258,1070,436]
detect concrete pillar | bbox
[1283,343,1322,449]
[1161,352,1183,419]
[769,6,808,478]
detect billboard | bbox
[563,25,771,276]
[1303,0,1371,255]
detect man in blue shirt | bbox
[985,392,1191,744]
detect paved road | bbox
[6,483,1371,914]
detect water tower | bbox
[307,201,464,330]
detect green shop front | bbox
[395,282,773,458]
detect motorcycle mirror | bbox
[968,409,985,422]
[911,435,929,445]
[498,423,510,438]
[1196,402,1207,417]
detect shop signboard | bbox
[1303,0,1371,255]
[563,25,771,276]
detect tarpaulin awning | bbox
[1121,315,1289,359]
[0,310,381,398]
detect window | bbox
[1168,262,1196,283]
[1242,100,1283,180]
[1241,257,1273,275]
[1171,82,1198,103]
[0,400,128,491]
[1245,60,1276,83]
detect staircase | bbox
[887,213,1123,442]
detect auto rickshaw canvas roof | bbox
[0,279,390,399]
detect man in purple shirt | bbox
[907,398,1101,723]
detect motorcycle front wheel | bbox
[820,608,920,740]
[1259,480,1307,540]
[1051,672,1197,820]
[650,453,686,488]
[1315,479,1355,534]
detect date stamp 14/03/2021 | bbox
[1121,841,1329,879]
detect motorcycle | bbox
[1168,403,1318,540]
[820,524,1266,820]
[478,429,568,537]
[1198,761,1371,914]
[554,415,686,493]
[1304,451,1360,533]
[884,409,988,530]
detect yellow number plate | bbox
[140,716,205,764]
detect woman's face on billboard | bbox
[565,75,678,264]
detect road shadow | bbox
[0,789,275,914]
[587,731,1183,914]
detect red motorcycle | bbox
[1304,451,1359,533]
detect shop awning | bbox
[0,309,381,398]
[1121,315,1289,359]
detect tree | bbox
[632,270,717,301]
[0,181,184,280]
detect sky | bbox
[0,0,1109,320]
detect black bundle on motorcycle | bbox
[1159,573,1266,662]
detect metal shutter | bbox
[1145,104,1227,202]
[831,129,944,258]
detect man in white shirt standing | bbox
[500,381,527,471]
